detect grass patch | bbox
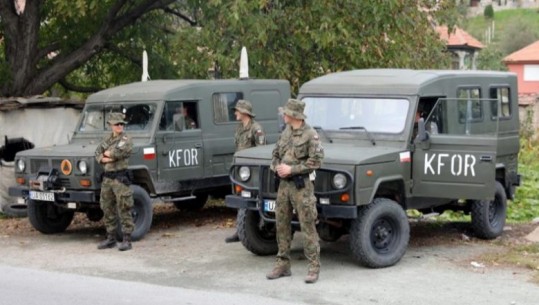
[480,243,539,284]
[0,211,7,219]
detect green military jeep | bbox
[225,69,521,268]
[9,79,289,240]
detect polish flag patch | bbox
[143,147,156,160]
[399,151,411,163]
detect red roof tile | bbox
[504,40,539,63]
[436,26,484,49]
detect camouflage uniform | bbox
[271,108,324,274]
[95,121,134,236]
[226,99,265,243]
[234,119,265,150]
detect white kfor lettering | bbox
[423,153,477,177]
[176,149,183,166]
[168,148,198,167]
[424,153,436,175]
[465,154,476,177]
[191,148,198,165]
[451,154,463,176]
[169,150,176,167]
[437,153,449,175]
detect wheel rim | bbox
[370,217,399,254]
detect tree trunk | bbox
[0,0,177,97]
[0,0,41,96]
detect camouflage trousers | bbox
[275,178,320,273]
[100,177,134,235]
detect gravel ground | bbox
[1,203,538,305]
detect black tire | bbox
[116,185,153,241]
[237,209,278,256]
[1,204,28,218]
[173,193,208,211]
[27,200,74,234]
[349,198,410,268]
[471,181,507,240]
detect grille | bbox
[30,159,50,173]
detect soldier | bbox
[95,112,135,251]
[178,105,197,130]
[225,99,266,243]
[266,99,324,284]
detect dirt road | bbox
[1,204,538,305]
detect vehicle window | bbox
[457,88,482,123]
[303,97,409,133]
[159,101,199,131]
[213,92,244,123]
[427,98,498,136]
[489,87,511,119]
[78,103,157,132]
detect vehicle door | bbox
[412,95,498,200]
[155,100,203,181]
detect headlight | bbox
[238,166,251,182]
[332,173,347,189]
[78,160,88,174]
[16,159,25,172]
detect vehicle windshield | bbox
[77,103,157,132]
[303,97,409,133]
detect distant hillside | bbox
[464,8,539,46]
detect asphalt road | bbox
[0,211,538,305]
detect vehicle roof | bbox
[299,69,517,96]
[86,79,289,103]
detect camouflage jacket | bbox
[235,119,265,151]
[271,122,324,175]
[95,131,133,172]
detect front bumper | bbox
[225,195,358,219]
[8,185,98,203]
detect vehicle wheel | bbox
[237,209,278,256]
[471,181,507,240]
[173,193,208,211]
[27,200,74,234]
[349,198,410,268]
[116,185,153,241]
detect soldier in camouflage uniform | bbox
[225,99,266,243]
[95,112,135,251]
[266,99,324,284]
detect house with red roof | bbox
[503,40,539,95]
[436,26,484,70]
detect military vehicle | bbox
[9,75,290,240]
[225,69,521,268]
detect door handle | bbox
[195,143,202,148]
[480,155,493,162]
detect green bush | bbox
[484,4,495,19]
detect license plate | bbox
[264,199,276,212]
[29,191,55,202]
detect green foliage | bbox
[172,0,459,94]
[484,4,494,19]
[476,45,507,71]
[499,19,539,55]
[510,138,539,222]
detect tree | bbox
[0,0,194,97]
[172,0,460,93]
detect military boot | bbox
[97,234,116,250]
[118,233,132,251]
[266,265,291,280]
[304,271,319,284]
